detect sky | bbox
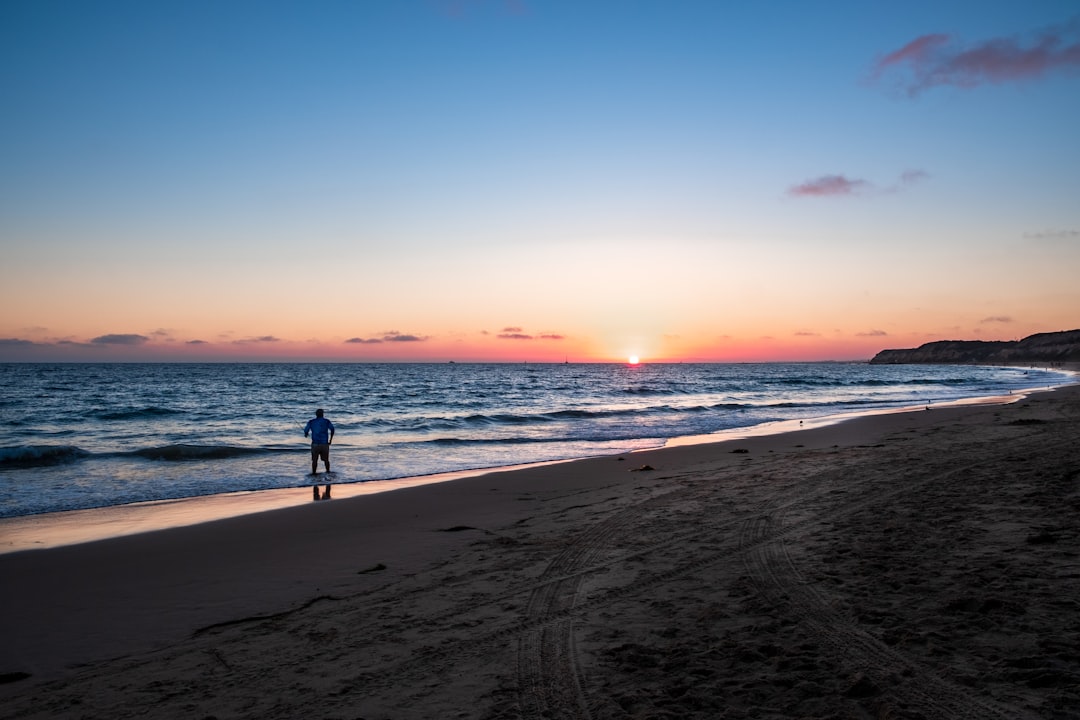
[1,0,1078,362]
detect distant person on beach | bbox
[304,409,335,499]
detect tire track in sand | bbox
[517,436,1061,720]
[740,458,1043,720]
[516,493,676,720]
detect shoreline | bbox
[1,378,1072,555]
[0,377,1071,557]
[1,383,1078,716]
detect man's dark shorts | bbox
[311,443,330,463]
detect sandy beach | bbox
[2,383,1078,719]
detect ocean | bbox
[0,362,1072,519]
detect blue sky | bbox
[1,1,1078,361]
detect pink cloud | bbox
[789,170,929,198]
[874,33,951,77]
[874,23,1080,94]
[787,174,869,197]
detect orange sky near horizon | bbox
[2,309,1071,364]
[3,218,1076,362]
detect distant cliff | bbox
[869,329,1080,365]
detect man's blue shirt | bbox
[305,417,334,445]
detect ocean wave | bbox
[544,408,623,420]
[95,406,184,421]
[861,378,978,387]
[458,412,557,426]
[491,412,554,425]
[767,399,882,409]
[619,385,690,396]
[0,445,91,468]
[377,403,756,433]
[548,403,746,418]
[764,377,835,386]
[908,377,979,385]
[358,418,398,429]
[421,407,664,429]
[764,377,979,388]
[421,435,647,447]
[128,444,271,461]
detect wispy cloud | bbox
[0,338,36,347]
[897,170,929,188]
[872,21,1080,95]
[233,335,281,344]
[788,170,929,198]
[496,326,529,340]
[856,329,888,337]
[1024,228,1080,241]
[980,316,1013,324]
[346,331,429,343]
[788,175,869,197]
[494,326,564,340]
[91,333,149,345]
[794,330,820,337]
[382,331,428,342]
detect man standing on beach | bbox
[304,409,335,500]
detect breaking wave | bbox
[127,444,275,461]
[95,406,184,421]
[0,445,91,468]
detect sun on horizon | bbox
[628,355,640,365]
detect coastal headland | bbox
[870,329,1080,365]
[1,383,1079,718]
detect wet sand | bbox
[1,383,1078,719]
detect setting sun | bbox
[628,355,640,365]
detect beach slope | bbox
[2,385,1079,719]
